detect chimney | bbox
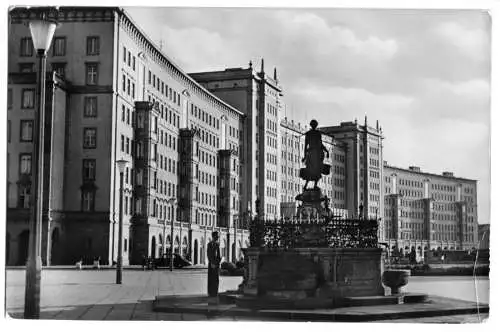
[409,166,421,172]
[442,171,454,177]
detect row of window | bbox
[281,151,302,164]
[334,153,345,163]
[369,147,380,155]
[122,46,136,71]
[266,203,278,216]
[333,177,345,188]
[431,183,456,192]
[266,103,278,117]
[159,130,178,151]
[266,135,278,149]
[147,70,181,107]
[266,186,278,198]
[266,153,277,165]
[281,135,303,151]
[266,118,278,133]
[20,36,100,57]
[122,74,136,99]
[369,158,380,167]
[190,104,221,131]
[266,169,277,182]
[333,165,345,175]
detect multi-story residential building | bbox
[6,6,249,266]
[6,7,480,267]
[190,60,283,220]
[321,118,385,239]
[383,164,479,258]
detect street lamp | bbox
[167,197,176,271]
[24,7,58,319]
[116,159,129,284]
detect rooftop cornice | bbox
[115,8,245,119]
[384,164,477,183]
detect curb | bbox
[152,295,490,322]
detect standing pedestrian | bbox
[207,231,221,303]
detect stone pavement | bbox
[4,269,490,323]
[5,269,240,320]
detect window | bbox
[87,36,100,55]
[86,63,98,85]
[82,159,96,181]
[20,120,34,142]
[19,63,34,73]
[132,56,136,70]
[19,154,32,174]
[51,63,66,78]
[8,89,12,109]
[21,89,35,108]
[82,190,95,211]
[84,97,98,117]
[122,74,126,92]
[127,51,131,66]
[20,37,33,57]
[83,128,97,149]
[18,183,31,209]
[52,37,66,56]
[132,83,135,98]
[8,120,11,143]
[126,108,130,125]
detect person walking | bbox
[207,231,221,303]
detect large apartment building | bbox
[383,164,478,257]
[7,6,249,266]
[190,61,283,220]
[322,118,386,241]
[6,7,481,267]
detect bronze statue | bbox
[301,119,329,190]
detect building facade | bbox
[322,118,386,240]
[6,7,481,266]
[190,60,283,220]
[383,164,479,258]
[7,6,249,266]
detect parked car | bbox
[154,253,192,269]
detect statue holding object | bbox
[296,119,332,218]
[300,119,330,190]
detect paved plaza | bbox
[4,269,489,323]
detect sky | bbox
[126,7,491,224]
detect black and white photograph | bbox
[1,0,495,326]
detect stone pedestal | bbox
[295,188,330,218]
[240,247,385,305]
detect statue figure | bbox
[301,119,329,190]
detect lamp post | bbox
[116,159,128,284]
[24,8,58,319]
[167,198,176,271]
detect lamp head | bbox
[29,20,57,52]
[26,7,60,53]
[116,159,128,173]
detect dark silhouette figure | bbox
[207,231,221,301]
[301,119,329,190]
